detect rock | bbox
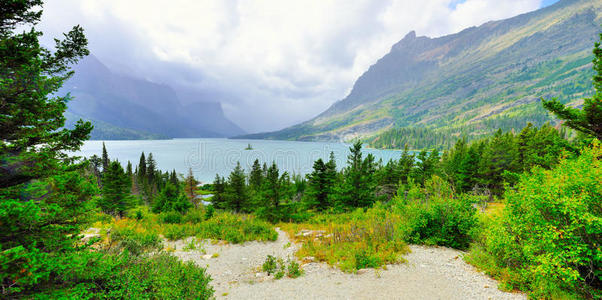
[202,254,212,260]
[356,268,369,275]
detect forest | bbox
[1,1,601,299]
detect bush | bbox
[262,255,278,275]
[29,251,214,299]
[287,260,303,278]
[287,203,408,272]
[161,211,183,224]
[110,224,162,255]
[395,176,477,250]
[466,142,602,298]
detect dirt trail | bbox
[170,228,525,300]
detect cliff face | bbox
[64,55,245,139]
[241,0,602,142]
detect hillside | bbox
[239,0,602,143]
[63,55,245,139]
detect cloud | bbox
[39,0,544,132]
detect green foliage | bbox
[286,260,303,278]
[262,255,278,275]
[110,226,162,256]
[334,141,377,209]
[367,127,457,150]
[225,162,248,212]
[287,203,408,272]
[467,142,602,298]
[29,252,214,299]
[395,176,478,250]
[152,182,191,214]
[161,211,183,224]
[542,32,602,140]
[304,153,337,211]
[100,160,134,217]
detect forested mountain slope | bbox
[240,0,602,143]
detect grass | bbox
[92,206,278,247]
[281,203,408,272]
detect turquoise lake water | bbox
[76,139,405,183]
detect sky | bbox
[39,0,558,133]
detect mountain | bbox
[63,55,245,139]
[239,0,601,143]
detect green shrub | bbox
[161,211,183,224]
[182,208,205,223]
[395,176,477,250]
[262,255,278,275]
[111,226,162,255]
[287,260,303,278]
[204,205,215,220]
[29,252,214,299]
[467,142,602,299]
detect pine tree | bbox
[335,141,376,208]
[249,159,264,191]
[0,2,93,296]
[99,161,134,217]
[225,162,247,212]
[138,152,147,180]
[146,153,156,186]
[184,168,198,208]
[479,130,520,194]
[152,182,191,213]
[212,174,227,209]
[263,162,281,208]
[305,159,330,210]
[101,142,109,172]
[542,32,602,140]
[398,145,414,185]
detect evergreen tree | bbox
[262,162,281,208]
[305,158,335,210]
[212,174,227,209]
[0,2,93,295]
[169,169,179,188]
[397,145,415,185]
[335,141,376,208]
[249,159,264,191]
[152,182,191,213]
[99,161,133,217]
[146,153,156,186]
[0,1,90,189]
[412,149,439,185]
[225,162,247,212]
[542,32,602,140]
[138,152,147,180]
[101,142,109,172]
[184,168,198,208]
[479,130,520,194]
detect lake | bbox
[75,139,406,183]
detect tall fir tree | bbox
[99,161,133,217]
[0,1,93,296]
[225,162,247,212]
[212,174,227,209]
[249,159,264,192]
[101,142,109,172]
[335,141,376,208]
[184,168,198,208]
[262,162,281,208]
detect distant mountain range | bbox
[238,0,601,143]
[63,55,244,140]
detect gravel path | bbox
[169,229,525,300]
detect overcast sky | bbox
[39,0,558,133]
